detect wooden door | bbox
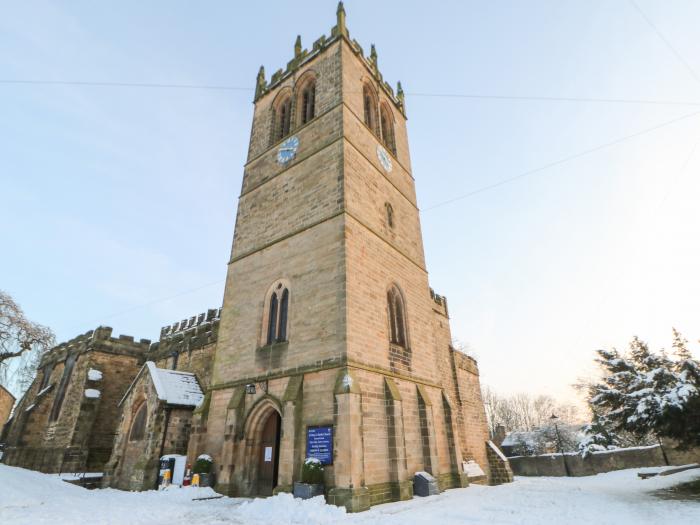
[258,412,281,495]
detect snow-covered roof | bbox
[119,361,204,408]
[147,362,204,407]
[501,431,539,447]
[501,425,586,447]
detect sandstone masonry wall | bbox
[0,385,15,428]
[1,327,149,473]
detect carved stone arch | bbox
[387,282,411,374]
[386,282,410,348]
[261,278,291,346]
[128,397,148,442]
[243,395,283,438]
[270,87,293,145]
[241,395,283,495]
[362,80,379,135]
[294,70,318,126]
[385,201,394,228]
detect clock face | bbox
[376,145,393,172]
[277,135,299,165]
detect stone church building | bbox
[1,3,510,512]
[1,309,220,475]
[186,3,510,512]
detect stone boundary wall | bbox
[509,444,700,477]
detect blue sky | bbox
[2,1,700,402]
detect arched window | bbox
[129,402,147,442]
[385,202,394,228]
[380,105,396,156]
[264,282,290,345]
[299,80,316,125]
[266,293,278,345]
[39,363,54,391]
[50,353,76,422]
[272,92,292,144]
[363,84,378,134]
[387,286,408,347]
[278,288,289,341]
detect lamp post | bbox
[550,414,571,477]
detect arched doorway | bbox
[257,410,281,495]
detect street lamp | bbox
[245,380,268,395]
[550,414,571,477]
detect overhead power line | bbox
[629,0,700,85]
[0,79,251,91]
[70,278,225,331]
[423,109,700,211]
[405,92,700,107]
[1,78,700,107]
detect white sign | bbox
[264,446,273,462]
[463,460,485,477]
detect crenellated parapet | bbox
[38,328,151,367]
[429,288,449,317]
[148,307,221,359]
[253,2,406,116]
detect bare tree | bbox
[482,385,582,437]
[0,290,55,395]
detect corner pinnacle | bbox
[336,1,347,35]
[294,35,302,57]
[397,81,406,113]
[255,65,266,100]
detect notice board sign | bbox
[306,425,333,465]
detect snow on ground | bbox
[1,464,698,525]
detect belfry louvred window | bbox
[265,283,290,345]
[387,285,407,347]
[363,84,377,133]
[300,81,316,124]
[275,96,292,141]
[380,105,396,156]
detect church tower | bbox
[190,3,511,511]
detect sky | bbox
[2,1,700,403]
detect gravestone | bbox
[413,471,440,497]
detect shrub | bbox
[301,457,324,484]
[193,454,213,474]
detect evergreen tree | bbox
[671,328,692,362]
[578,413,620,457]
[587,330,700,449]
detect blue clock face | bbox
[277,135,299,165]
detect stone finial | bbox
[397,81,405,112]
[255,65,266,100]
[294,35,302,57]
[336,1,347,36]
[370,44,378,73]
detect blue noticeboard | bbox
[306,426,333,465]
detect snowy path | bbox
[1,464,698,524]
